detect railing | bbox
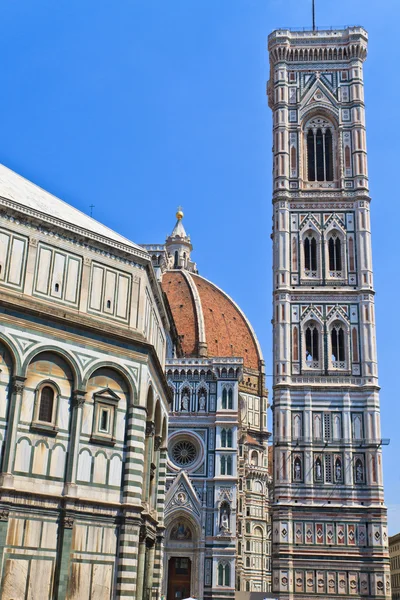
[273,25,364,33]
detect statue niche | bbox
[170,520,193,541]
[218,501,231,536]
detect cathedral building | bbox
[0,164,171,600]
[268,26,390,598]
[143,211,272,600]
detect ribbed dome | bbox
[162,270,262,370]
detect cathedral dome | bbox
[162,270,262,370]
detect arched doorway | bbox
[163,515,203,600]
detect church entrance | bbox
[167,557,192,600]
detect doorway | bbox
[167,557,191,600]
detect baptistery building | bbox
[143,211,272,600]
[0,164,171,600]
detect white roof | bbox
[0,163,144,252]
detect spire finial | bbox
[312,0,316,31]
[176,206,184,220]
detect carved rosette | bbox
[63,516,74,529]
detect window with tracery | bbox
[305,322,320,368]
[305,117,334,182]
[328,234,342,273]
[330,322,346,369]
[218,563,231,587]
[303,230,318,277]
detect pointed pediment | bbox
[301,78,339,119]
[165,471,202,518]
[94,387,120,402]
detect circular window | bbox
[171,440,197,467]
[168,432,204,472]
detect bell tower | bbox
[268,27,390,598]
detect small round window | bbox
[171,440,197,467]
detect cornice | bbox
[0,197,150,264]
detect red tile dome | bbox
[162,270,262,370]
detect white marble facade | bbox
[0,165,170,600]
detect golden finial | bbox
[176,206,184,220]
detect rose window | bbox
[171,440,197,467]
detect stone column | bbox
[64,390,86,496]
[152,531,165,600]
[145,539,156,600]
[123,404,147,505]
[150,435,162,510]
[136,527,147,600]
[116,515,142,600]
[142,421,155,503]
[0,508,10,578]
[0,376,25,488]
[54,514,75,600]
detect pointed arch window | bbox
[305,322,320,368]
[221,429,227,447]
[305,117,335,183]
[218,563,230,587]
[221,455,226,475]
[328,235,342,272]
[227,429,233,448]
[304,231,318,275]
[330,323,346,368]
[227,456,233,475]
[222,388,227,409]
[228,388,233,409]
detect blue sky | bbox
[0,0,399,532]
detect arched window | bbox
[306,117,334,182]
[228,388,233,409]
[222,388,227,409]
[227,456,233,476]
[227,429,233,448]
[38,386,55,423]
[251,450,258,466]
[328,234,342,272]
[331,323,345,366]
[218,563,230,586]
[224,563,231,586]
[246,557,250,567]
[174,251,179,268]
[221,456,226,475]
[221,429,227,447]
[246,581,250,592]
[304,232,317,273]
[305,322,320,366]
[218,564,224,586]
